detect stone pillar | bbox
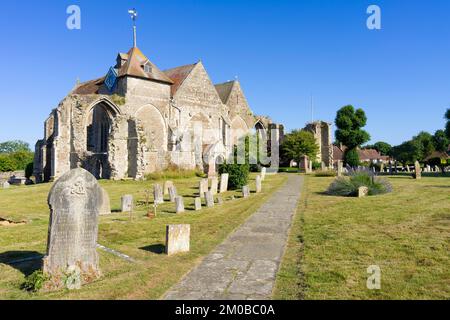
[414,161,422,179]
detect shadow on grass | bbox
[0,251,43,276]
[139,244,165,255]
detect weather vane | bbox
[128,8,138,47]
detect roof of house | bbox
[117,47,174,84]
[214,81,236,104]
[163,63,198,97]
[424,150,450,161]
[73,77,105,95]
[333,145,388,162]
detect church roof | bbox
[163,63,198,97]
[214,81,236,104]
[117,47,174,84]
[73,77,105,95]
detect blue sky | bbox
[0,0,449,147]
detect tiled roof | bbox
[214,81,235,104]
[333,145,387,161]
[73,77,105,95]
[163,63,198,97]
[117,47,174,84]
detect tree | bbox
[445,108,450,139]
[335,105,370,166]
[373,141,392,156]
[412,131,435,160]
[433,130,449,152]
[391,140,422,165]
[0,140,31,154]
[280,130,319,163]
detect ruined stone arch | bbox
[254,120,267,141]
[231,116,249,146]
[133,104,168,151]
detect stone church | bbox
[33,45,283,182]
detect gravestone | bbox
[199,179,208,198]
[255,175,262,193]
[380,163,385,173]
[99,188,111,216]
[205,191,215,207]
[242,185,250,198]
[168,186,178,202]
[219,173,229,193]
[261,167,267,181]
[165,224,190,256]
[210,177,218,194]
[175,196,185,213]
[121,195,133,212]
[216,196,223,205]
[308,161,313,173]
[358,186,369,198]
[163,181,174,196]
[337,160,343,177]
[426,165,431,173]
[194,197,202,211]
[153,184,164,205]
[414,161,422,179]
[321,162,326,171]
[43,168,102,290]
[2,181,10,189]
[299,156,309,173]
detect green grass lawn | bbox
[274,174,450,300]
[0,173,287,300]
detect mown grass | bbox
[0,173,287,300]
[274,175,450,300]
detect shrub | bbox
[326,169,392,197]
[315,170,337,177]
[219,163,249,190]
[25,162,34,179]
[0,154,16,172]
[22,270,49,292]
[145,165,204,181]
[312,161,321,170]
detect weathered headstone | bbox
[380,163,385,173]
[414,161,422,179]
[337,160,343,177]
[194,197,202,211]
[308,161,313,173]
[205,191,215,207]
[153,184,164,205]
[242,185,250,198]
[255,175,262,193]
[299,156,309,174]
[121,195,133,212]
[199,179,208,198]
[175,196,185,213]
[163,181,174,196]
[165,224,190,256]
[321,162,326,171]
[168,186,178,202]
[99,188,111,216]
[358,186,369,198]
[43,168,102,290]
[216,196,223,205]
[210,177,218,194]
[426,165,431,173]
[2,181,10,189]
[261,167,267,181]
[219,173,229,193]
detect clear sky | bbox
[0,0,449,147]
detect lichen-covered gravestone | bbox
[358,186,369,198]
[205,191,215,207]
[199,179,208,198]
[242,185,250,198]
[337,161,343,177]
[99,188,111,216]
[194,197,202,211]
[43,168,102,290]
[153,184,164,205]
[121,195,133,212]
[414,161,422,180]
[210,177,218,194]
[175,196,185,213]
[165,224,190,256]
[219,173,229,193]
[255,175,262,193]
[164,181,174,196]
[168,186,178,202]
[261,167,266,181]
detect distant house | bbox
[333,145,390,164]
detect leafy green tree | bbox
[0,154,16,172]
[412,131,435,160]
[280,130,319,163]
[433,130,449,152]
[0,140,31,153]
[335,105,370,166]
[373,142,392,156]
[219,136,251,189]
[445,108,450,139]
[391,140,422,164]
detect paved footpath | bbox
[164,175,304,300]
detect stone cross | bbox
[153,184,164,205]
[199,179,208,198]
[210,176,218,194]
[261,167,266,181]
[219,173,229,193]
[121,195,133,212]
[43,168,102,290]
[358,186,369,198]
[163,181,174,196]
[255,175,262,193]
[242,185,250,198]
[194,197,202,211]
[175,196,185,213]
[168,186,178,202]
[165,224,190,256]
[99,188,111,215]
[414,161,422,179]
[205,191,215,207]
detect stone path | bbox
[164,175,303,300]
